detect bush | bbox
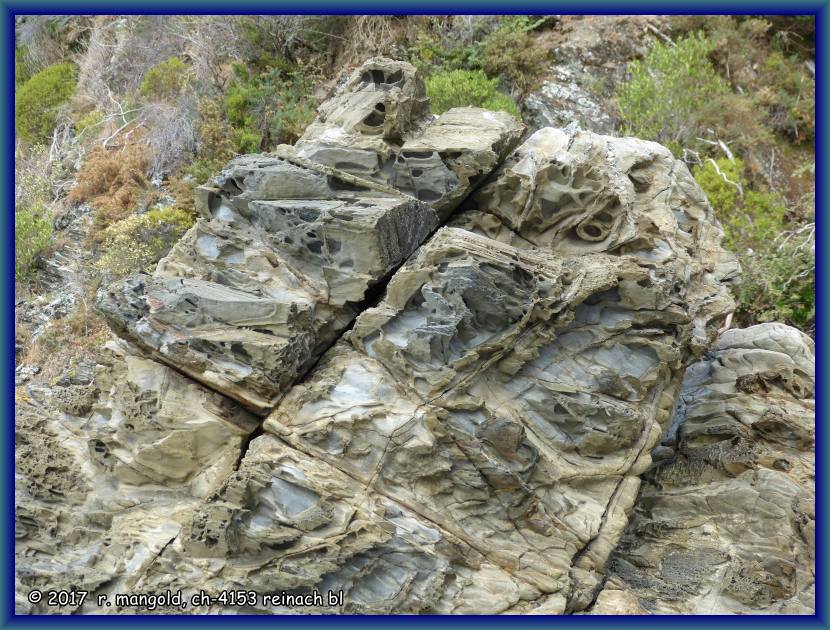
[616,32,729,155]
[668,15,814,152]
[761,51,815,143]
[68,144,152,237]
[425,69,519,117]
[15,62,77,144]
[139,56,190,101]
[738,226,814,333]
[224,63,319,151]
[481,16,548,95]
[694,156,813,332]
[694,157,786,249]
[15,203,53,280]
[96,206,195,276]
[15,144,55,280]
[400,15,547,100]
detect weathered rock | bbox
[96,153,438,413]
[134,433,538,614]
[452,126,739,355]
[525,66,616,135]
[195,204,733,613]
[19,51,812,616]
[15,343,258,613]
[592,323,815,614]
[296,57,524,217]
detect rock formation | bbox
[14,58,814,616]
[294,57,524,217]
[591,323,815,614]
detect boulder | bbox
[15,343,258,613]
[452,126,739,355]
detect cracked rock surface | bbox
[96,152,439,413]
[15,57,813,616]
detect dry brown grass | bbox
[68,143,155,239]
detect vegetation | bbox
[68,144,153,238]
[694,157,814,332]
[11,14,816,381]
[15,204,53,280]
[224,63,320,151]
[96,206,195,276]
[15,61,77,144]
[15,145,55,280]
[616,33,729,155]
[139,56,191,101]
[401,15,547,113]
[425,69,519,117]
[615,19,815,333]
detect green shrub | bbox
[74,109,105,137]
[139,56,190,101]
[694,156,813,332]
[401,16,547,98]
[224,63,319,151]
[182,101,238,183]
[693,157,786,249]
[16,203,53,280]
[15,62,78,144]
[738,226,814,332]
[616,32,729,155]
[96,206,195,276]
[425,69,519,117]
[762,51,815,143]
[15,46,33,87]
[481,16,548,95]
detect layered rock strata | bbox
[15,342,258,613]
[590,323,815,614]
[97,154,438,413]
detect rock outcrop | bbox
[96,153,439,413]
[590,323,815,614]
[295,58,524,217]
[15,341,258,613]
[14,57,813,616]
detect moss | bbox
[425,69,519,117]
[15,62,78,144]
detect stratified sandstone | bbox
[591,323,815,614]
[18,57,814,617]
[246,195,736,610]
[453,126,739,353]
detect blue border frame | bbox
[3,3,827,627]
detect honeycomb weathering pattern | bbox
[295,57,525,218]
[16,58,812,615]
